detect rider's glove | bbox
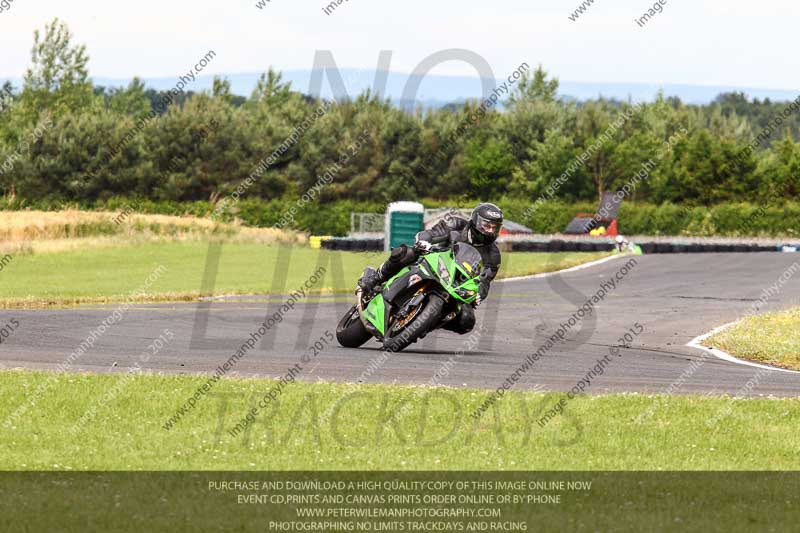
[414,240,433,253]
[474,279,490,308]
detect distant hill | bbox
[3,69,798,107]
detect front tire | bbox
[383,294,445,353]
[336,305,372,348]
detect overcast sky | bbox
[1,0,798,90]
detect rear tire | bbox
[383,294,445,353]
[336,305,372,348]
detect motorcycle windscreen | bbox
[452,243,483,279]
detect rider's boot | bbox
[358,245,417,294]
[357,265,388,293]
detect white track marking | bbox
[686,322,800,375]
[497,253,628,283]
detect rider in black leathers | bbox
[358,203,504,334]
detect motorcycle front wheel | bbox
[382,294,444,353]
[336,304,372,348]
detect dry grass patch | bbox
[0,210,304,255]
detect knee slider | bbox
[461,308,476,330]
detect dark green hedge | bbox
[504,200,800,238]
[2,196,798,238]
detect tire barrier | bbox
[533,241,786,254]
[321,238,794,254]
[637,242,653,254]
[512,242,550,252]
[321,238,384,252]
[688,243,704,253]
[636,242,787,254]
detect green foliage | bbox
[501,198,800,237]
[21,18,95,122]
[463,136,515,197]
[107,78,151,118]
[1,194,798,237]
[3,20,800,218]
[617,202,800,237]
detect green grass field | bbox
[705,307,800,370]
[1,370,798,470]
[0,241,610,307]
[5,234,795,476]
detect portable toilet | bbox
[385,201,424,251]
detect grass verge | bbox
[1,370,797,470]
[704,307,800,370]
[0,242,611,308]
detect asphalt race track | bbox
[2,253,799,396]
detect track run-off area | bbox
[2,253,799,397]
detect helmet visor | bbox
[476,215,502,237]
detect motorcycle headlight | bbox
[437,257,451,285]
[455,288,475,299]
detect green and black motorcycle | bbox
[336,242,483,352]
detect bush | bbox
[2,196,798,238]
[504,199,800,237]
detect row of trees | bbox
[1,19,799,210]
